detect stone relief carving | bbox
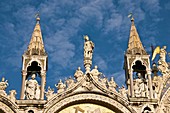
[82,76,94,91]
[25,74,40,99]
[0,77,8,96]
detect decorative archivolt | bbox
[157,86,170,113]
[0,96,18,113]
[44,93,136,113]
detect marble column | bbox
[20,71,27,99]
[129,70,134,97]
[147,70,153,99]
[40,71,46,100]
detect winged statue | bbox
[152,46,167,62]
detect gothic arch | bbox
[44,93,136,113]
[26,59,43,71]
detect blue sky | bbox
[0,0,170,99]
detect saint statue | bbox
[134,73,147,97]
[74,67,84,81]
[84,35,94,60]
[108,77,117,92]
[119,85,127,98]
[55,79,66,93]
[91,66,102,80]
[25,74,40,99]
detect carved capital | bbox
[22,70,27,76]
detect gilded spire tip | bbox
[35,12,40,23]
[128,13,134,22]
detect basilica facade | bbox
[0,16,170,113]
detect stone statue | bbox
[134,73,145,97]
[8,90,17,102]
[160,46,167,62]
[0,77,8,96]
[84,35,94,60]
[65,77,74,88]
[45,87,55,100]
[55,79,66,93]
[91,66,102,80]
[74,67,84,81]
[119,85,127,98]
[25,74,40,99]
[152,46,167,62]
[108,77,117,92]
[100,76,108,88]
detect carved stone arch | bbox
[0,101,17,113]
[26,60,43,78]
[26,59,43,70]
[0,95,18,113]
[131,58,148,69]
[44,93,136,113]
[131,59,147,78]
[158,86,170,113]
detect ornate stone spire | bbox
[126,17,147,55]
[26,14,46,55]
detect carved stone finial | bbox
[84,35,94,73]
[74,67,84,82]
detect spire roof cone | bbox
[127,17,147,55]
[26,15,46,55]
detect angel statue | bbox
[152,46,167,62]
[152,46,169,74]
